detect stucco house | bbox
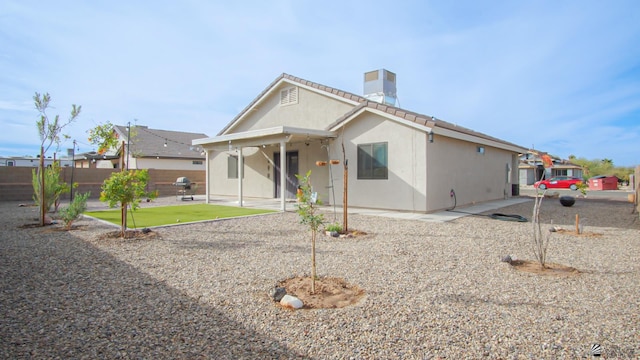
[194,70,528,212]
[76,125,208,170]
[519,150,584,185]
[0,156,73,167]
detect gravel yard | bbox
[1,197,638,359]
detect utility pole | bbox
[70,140,76,203]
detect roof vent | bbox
[363,69,397,105]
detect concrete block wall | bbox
[0,167,205,202]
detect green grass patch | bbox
[84,204,276,228]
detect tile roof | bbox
[113,125,209,159]
[218,73,525,150]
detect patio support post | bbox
[280,141,286,211]
[238,146,244,207]
[205,149,210,204]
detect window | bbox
[7,160,14,166]
[477,146,485,155]
[192,160,203,165]
[553,169,568,176]
[280,86,298,105]
[357,142,388,179]
[227,155,244,179]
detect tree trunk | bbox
[39,146,45,226]
[120,202,127,238]
[121,147,127,232]
[311,229,316,294]
[342,142,348,233]
[343,164,348,233]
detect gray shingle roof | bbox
[113,125,208,159]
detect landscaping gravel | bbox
[1,197,638,359]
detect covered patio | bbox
[193,126,336,211]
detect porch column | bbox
[238,147,244,207]
[280,141,286,211]
[205,149,210,204]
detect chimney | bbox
[363,69,397,105]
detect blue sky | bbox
[1,0,639,166]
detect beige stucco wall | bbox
[227,84,355,133]
[327,112,428,212]
[128,157,205,171]
[426,134,516,211]
[207,141,332,203]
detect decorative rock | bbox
[501,255,513,264]
[280,294,303,309]
[330,231,339,237]
[559,196,575,207]
[271,287,286,302]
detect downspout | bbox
[238,146,243,207]
[205,149,210,204]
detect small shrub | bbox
[324,222,342,233]
[32,162,71,212]
[58,192,90,230]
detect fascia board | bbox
[194,126,336,148]
[436,127,528,153]
[329,107,433,133]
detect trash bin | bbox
[512,184,520,196]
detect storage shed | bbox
[588,175,618,191]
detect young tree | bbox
[532,154,553,268]
[34,92,81,225]
[295,170,325,294]
[100,169,156,237]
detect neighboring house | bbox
[194,70,528,212]
[519,150,584,185]
[76,125,209,170]
[0,156,73,167]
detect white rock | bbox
[280,294,303,309]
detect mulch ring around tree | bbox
[509,260,580,276]
[324,229,368,239]
[97,229,161,241]
[277,276,366,309]
[554,228,603,238]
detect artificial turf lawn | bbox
[84,204,276,228]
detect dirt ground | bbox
[278,276,365,309]
[281,196,638,309]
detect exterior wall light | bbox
[428,131,434,143]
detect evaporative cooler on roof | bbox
[363,69,397,106]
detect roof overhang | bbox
[328,106,434,133]
[435,127,528,153]
[193,126,337,151]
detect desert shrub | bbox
[32,162,71,212]
[58,192,90,230]
[324,222,342,233]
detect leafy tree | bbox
[34,92,81,225]
[88,121,119,155]
[58,192,90,230]
[100,170,156,237]
[570,156,633,183]
[295,170,325,294]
